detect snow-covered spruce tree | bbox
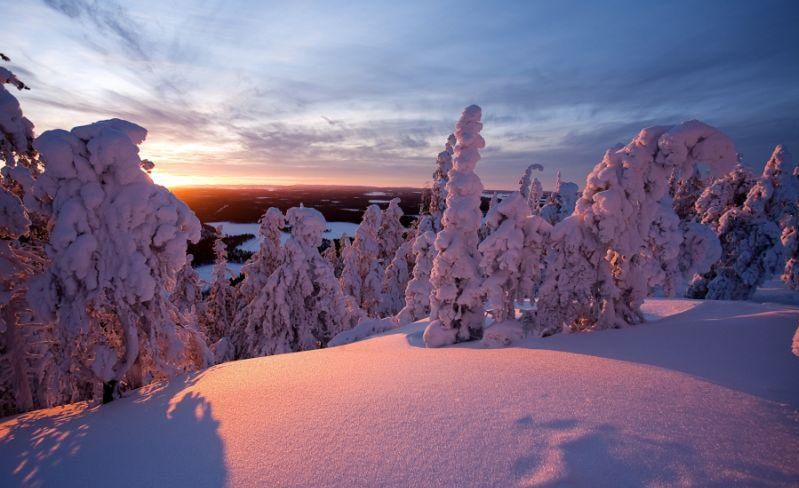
[378,197,405,263]
[695,164,755,230]
[396,218,436,325]
[202,228,237,353]
[425,105,486,347]
[642,198,683,296]
[534,215,601,336]
[781,164,799,289]
[340,204,383,317]
[379,241,412,317]
[542,121,737,330]
[528,177,543,214]
[242,207,346,357]
[689,146,797,299]
[539,171,579,225]
[519,164,543,198]
[171,255,205,317]
[322,240,341,277]
[670,165,705,221]
[430,134,456,232]
[235,207,284,334]
[30,119,209,402]
[478,192,529,323]
[517,213,552,305]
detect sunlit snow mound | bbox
[1,298,798,487]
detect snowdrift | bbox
[1,298,798,487]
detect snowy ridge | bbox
[1,298,798,487]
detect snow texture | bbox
[2,297,798,487]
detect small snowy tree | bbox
[539,171,578,225]
[528,178,543,214]
[425,105,486,347]
[237,208,284,305]
[202,228,237,350]
[340,204,384,316]
[534,215,601,336]
[242,207,347,357]
[430,134,456,232]
[30,119,208,402]
[478,192,529,323]
[378,197,405,263]
[396,220,436,325]
[519,163,544,201]
[171,255,205,317]
[379,241,412,317]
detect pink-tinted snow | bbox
[1,298,798,487]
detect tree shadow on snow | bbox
[0,371,228,487]
[511,415,799,486]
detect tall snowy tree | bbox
[242,207,347,357]
[340,204,383,317]
[425,105,486,347]
[30,119,209,402]
[430,134,456,232]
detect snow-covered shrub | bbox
[425,105,486,347]
[242,207,347,357]
[430,134,456,232]
[396,218,436,325]
[478,192,529,323]
[340,204,384,317]
[689,146,796,299]
[30,119,208,402]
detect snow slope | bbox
[1,299,798,487]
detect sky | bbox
[2,0,798,189]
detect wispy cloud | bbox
[2,0,797,188]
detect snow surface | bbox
[2,298,798,487]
